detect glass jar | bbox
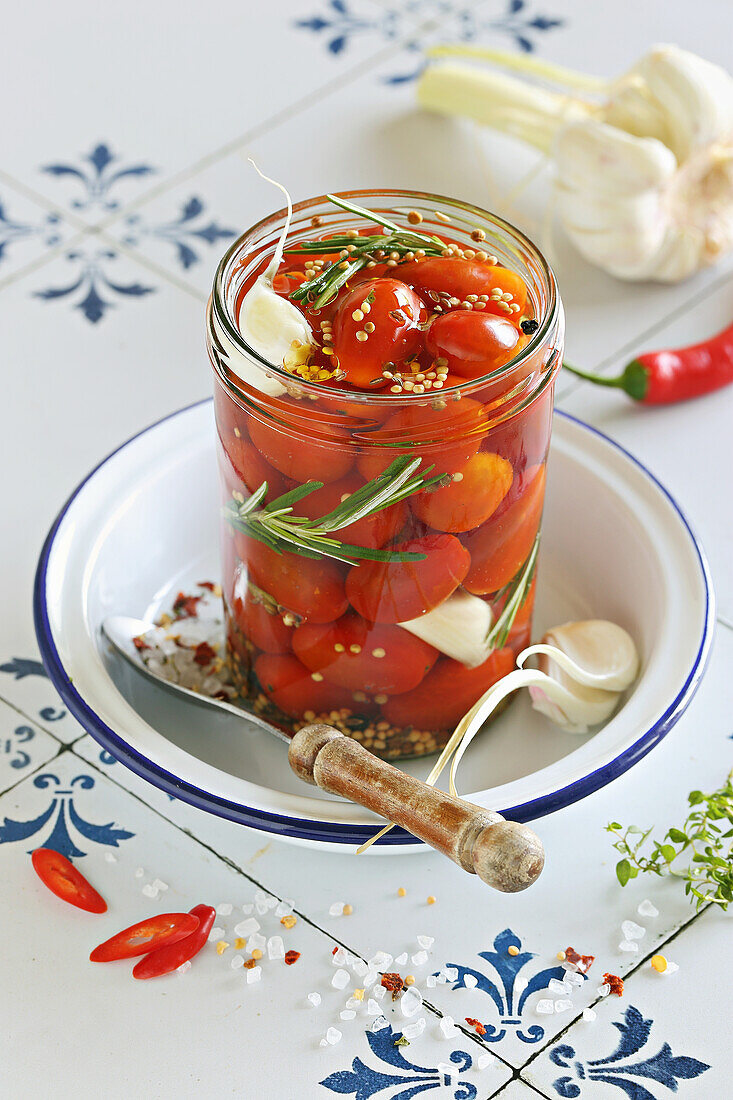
[207,189,563,760]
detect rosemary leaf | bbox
[486,536,540,650]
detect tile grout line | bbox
[0,227,88,294]
[0,690,76,745]
[0,740,69,800]
[93,227,209,303]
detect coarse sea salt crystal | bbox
[366,999,381,1015]
[463,974,478,989]
[152,879,168,892]
[329,902,345,917]
[255,890,268,904]
[255,899,269,915]
[411,950,428,967]
[326,1027,342,1046]
[217,903,233,916]
[332,947,348,966]
[554,999,572,1013]
[246,965,262,984]
[622,919,646,941]
[437,1062,453,1085]
[401,987,423,1018]
[332,969,350,990]
[368,951,393,970]
[267,936,285,961]
[340,1010,356,1021]
[345,996,361,1010]
[265,895,278,910]
[308,992,321,1007]
[417,935,434,950]
[426,974,437,988]
[477,1052,495,1070]
[565,971,584,987]
[134,867,144,878]
[439,1016,457,1038]
[638,899,659,918]
[363,967,379,989]
[104,852,117,863]
[142,884,159,899]
[548,978,567,995]
[235,917,260,938]
[241,904,254,915]
[370,1015,389,1033]
[275,899,294,918]
[231,954,244,970]
[662,961,679,975]
[583,1007,597,1022]
[319,1039,328,1048]
[619,940,639,953]
[597,983,611,997]
[444,967,458,982]
[535,999,554,1015]
[373,985,386,1002]
[402,1018,426,1039]
[248,932,266,952]
[395,952,408,966]
[209,927,225,941]
[351,959,367,977]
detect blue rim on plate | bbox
[33,401,715,845]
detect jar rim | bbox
[210,187,561,405]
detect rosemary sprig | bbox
[485,535,540,650]
[288,194,446,309]
[224,455,444,565]
[607,771,733,911]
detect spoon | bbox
[103,615,545,892]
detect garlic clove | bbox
[238,278,313,374]
[398,590,493,668]
[527,677,621,734]
[522,620,639,692]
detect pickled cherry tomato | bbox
[346,533,470,623]
[332,279,428,389]
[426,312,520,380]
[220,432,293,501]
[412,452,513,532]
[232,588,293,654]
[296,476,407,549]
[241,535,348,623]
[255,654,354,718]
[292,611,439,694]
[248,408,353,484]
[463,465,546,594]
[398,257,528,317]
[383,647,515,731]
[356,398,489,481]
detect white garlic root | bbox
[417,44,733,282]
[232,162,313,394]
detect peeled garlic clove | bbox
[537,620,639,692]
[399,590,493,668]
[238,278,313,372]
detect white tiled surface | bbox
[3,2,733,1098]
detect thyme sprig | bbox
[288,194,446,309]
[486,535,540,650]
[607,771,733,911]
[225,455,444,564]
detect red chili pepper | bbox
[31,848,107,914]
[284,950,300,965]
[132,904,215,979]
[563,319,733,405]
[90,912,199,962]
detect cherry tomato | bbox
[332,279,428,389]
[232,584,294,654]
[426,312,520,380]
[255,653,354,719]
[346,533,470,623]
[463,465,546,594]
[219,432,292,501]
[487,387,553,473]
[31,848,107,914]
[248,405,354,483]
[383,647,515,730]
[90,912,200,962]
[239,534,349,624]
[132,904,216,980]
[355,398,489,482]
[411,451,513,532]
[296,476,407,550]
[398,257,528,316]
[293,610,439,694]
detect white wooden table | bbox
[1,2,731,1097]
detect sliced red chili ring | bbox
[132,904,216,979]
[31,848,108,914]
[90,912,200,962]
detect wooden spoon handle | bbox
[289,724,544,892]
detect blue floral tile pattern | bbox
[120,197,235,271]
[0,197,63,265]
[548,1005,710,1099]
[1,725,36,772]
[0,771,134,857]
[296,0,564,83]
[0,658,49,681]
[42,143,155,213]
[437,928,583,1044]
[34,246,156,323]
[321,1023,478,1098]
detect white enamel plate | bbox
[34,401,714,852]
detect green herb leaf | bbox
[486,536,540,650]
[616,859,632,886]
[668,828,688,844]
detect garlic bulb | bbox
[398,589,493,668]
[417,44,733,282]
[233,163,313,394]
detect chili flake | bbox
[281,914,297,929]
[465,1018,487,1037]
[132,635,150,651]
[285,950,301,965]
[602,972,624,996]
[197,581,217,592]
[393,1036,410,1047]
[243,957,258,969]
[172,591,203,619]
[566,946,595,973]
[381,973,404,1000]
[193,641,217,667]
